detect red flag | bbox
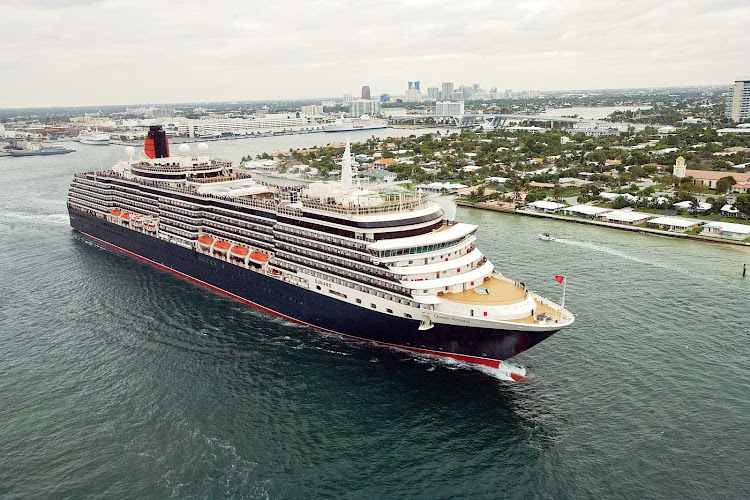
[555,275,565,284]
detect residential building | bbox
[342,93,353,104]
[526,201,567,213]
[360,168,397,183]
[404,88,423,102]
[725,78,750,122]
[361,86,371,100]
[301,104,323,116]
[701,221,750,240]
[427,87,440,100]
[441,82,455,101]
[600,210,654,226]
[647,217,704,232]
[349,99,381,116]
[436,101,464,117]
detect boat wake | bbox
[553,238,668,268]
[3,211,69,226]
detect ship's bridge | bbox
[368,222,477,261]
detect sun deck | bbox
[440,276,527,305]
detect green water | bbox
[1,137,748,499]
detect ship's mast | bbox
[341,138,353,188]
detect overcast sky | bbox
[1,0,748,108]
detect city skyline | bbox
[1,0,749,108]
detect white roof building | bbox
[564,205,613,217]
[527,201,567,213]
[601,210,655,225]
[647,216,703,232]
[701,221,750,240]
[601,192,638,202]
[721,204,740,215]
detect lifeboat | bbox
[249,251,269,263]
[121,212,130,223]
[132,215,143,227]
[231,246,249,258]
[197,235,215,248]
[144,220,156,231]
[110,209,122,217]
[213,241,231,253]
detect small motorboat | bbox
[538,232,556,241]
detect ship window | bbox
[371,303,376,309]
[316,285,321,290]
[404,313,412,319]
[386,308,393,314]
[356,298,362,304]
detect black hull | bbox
[69,208,558,367]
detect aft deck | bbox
[440,276,527,305]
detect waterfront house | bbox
[600,210,655,226]
[564,205,612,219]
[526,201,567,213]
[647,217,704,232]
[701,221,750,240]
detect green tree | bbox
[715,176,736,194]
[735,194,750,217]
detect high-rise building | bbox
[343,93,353,104]
[441,82,454,102]
[427,87,439,100]
[408,81,413,90]
[404,88,423,102]
[301,104,323,116]
[436,101,464,116]
[414,81,420,91]
[361,86,371,100]
[380,93,391,102]
[350,99,380,116]
[726,78,750,122]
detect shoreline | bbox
[456,200,750,248]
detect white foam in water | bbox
[3,211,69,225]
[554,238,669,269]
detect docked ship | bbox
[67,126,573,375]
[323,115,387,133]
[10,143,74,156]
[78,129,110,146]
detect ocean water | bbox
[1,136,748,499]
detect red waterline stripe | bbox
[77,230,502,370]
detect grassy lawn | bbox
[641,208,668,215]
[721,217,750,226]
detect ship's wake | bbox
[3,211,69,225]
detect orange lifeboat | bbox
[121,212,130,223]
[197,235,215,247]
[213,241,231,252]
[249,251,269,263]
[110,209,122,217]
[231,246,249,258]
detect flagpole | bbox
[561,277,566,312]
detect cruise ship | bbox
[78,129,110,145]
[67,126,573,377]
[323,115,387,133]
